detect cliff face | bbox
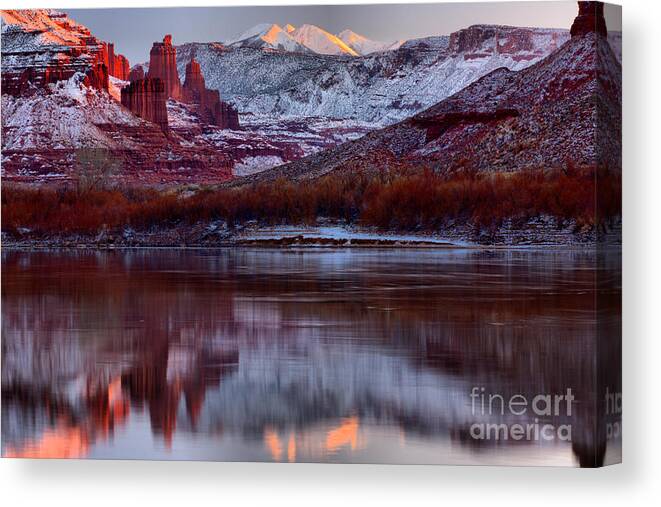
[103,42,130,80]
[182,58,239,129]
[120,78,169,133]
[215,101,241,130]
[0,10,129,95]
[147,35,182,99]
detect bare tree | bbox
[74,148,122,194]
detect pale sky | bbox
[65,2,620,66]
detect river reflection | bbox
[1,248,621,466]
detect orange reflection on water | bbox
[5,376,129,459]
[4,425,89,459]
[263,417,361,462]
[264,428,283,461]
[287,433,296,462]
[326,416,359,453]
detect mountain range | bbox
[227,23,401,56]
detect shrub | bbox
[1,165,620,237]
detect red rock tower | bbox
[121,78,169,133]
[182,57,240,129]
[182,59,206,102]
[570,1,608,38]
[147,35,182,100]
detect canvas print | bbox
[1,1,621,466]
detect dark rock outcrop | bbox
[147,34,182,99]
[448,25,566,62]
[570,1,608,38]
[182,58,240,129]
[120,78,169,133]
[412,109,520,143]
[215,101,241,130]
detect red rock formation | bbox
[182,58,206,101]
[121,78,169,133]
[1,10,129,95]
[98,42,130,80]
[147,34,182,99]
[570,1,608,38]
[128,66,145,83]
[182,58,240,129]
[108,44,130,81]
[1,57,109,96]
[84,62,110,91]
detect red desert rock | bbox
[120,78,169,133]
[0,10,129,94]
[128,66,145,83]
[182,58,240,129]
[147,34,182,99]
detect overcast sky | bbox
[65,2,619,65]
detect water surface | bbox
[1,248,621,466]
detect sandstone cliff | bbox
[120,78,169,133]
[1,10,130,95]
[147,34,182,100]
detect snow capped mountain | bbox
[290,24,358,56]
[337,29,403,55]
[227,23,401,57]
[228,23,311,53]
[228,22,362,56]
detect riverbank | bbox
[1,217,620,249]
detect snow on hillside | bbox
[1,73,141,152]
[290,24,358,56]
[337,29,403,55]
[177,26,571,125]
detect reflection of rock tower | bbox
[146,34,182,100]
[570,1,608,38]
